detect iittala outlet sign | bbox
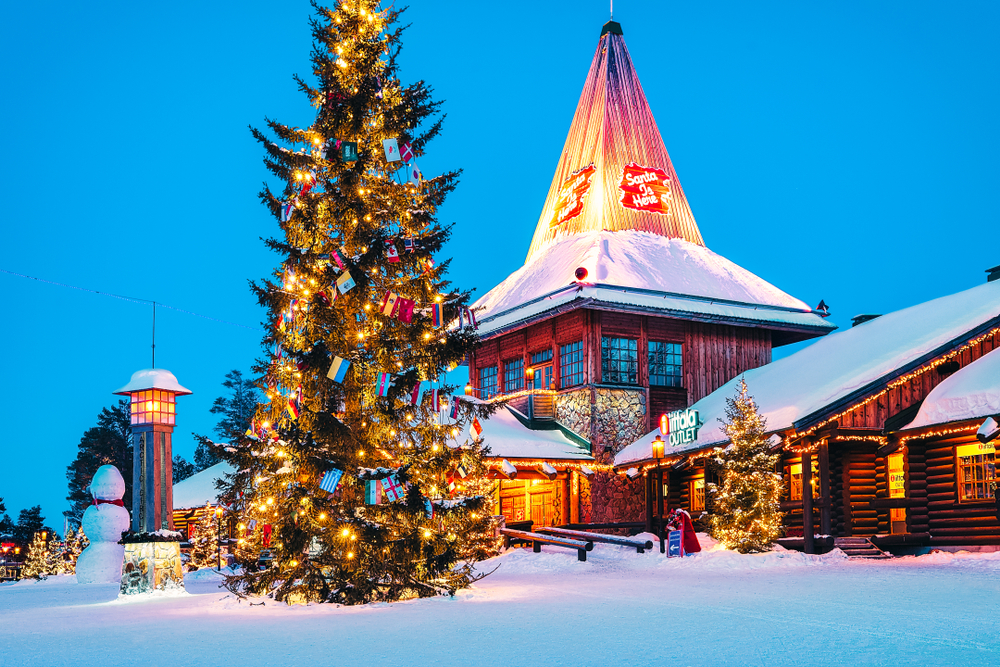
[550,164,596,228]
[619,163,671,215]
[666,408,701,447]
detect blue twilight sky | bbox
[1,1,998,529]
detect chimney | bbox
[851,314,882,327]
[987,264,1000,283]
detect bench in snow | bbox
[500,528,593,562]
[536,527,654,553]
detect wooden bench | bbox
[536,526,654,553]
[500,528,593,562]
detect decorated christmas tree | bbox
[189,507,221,570]
[22,531,52,580]
[57,527,89,575]
[709,379,784,553]
[219,0,495,605]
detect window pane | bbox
[530,349,553,365]
[478,365,498,399]
[601,336,638,385]
[649,341,683,387]
[503,358,524,393]
[559,341,584,388]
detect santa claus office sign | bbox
[550,164,596,228]
[619,163,671,215]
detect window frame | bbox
[600,336,639,385]
[559,341,585,389]
[689,477,706,512]
[478,364,498,400]
[648,340,683,388]
[955,442,996,503]
[503,357,524,394]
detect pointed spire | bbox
[525,24,704,263]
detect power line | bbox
[0,268,262,332]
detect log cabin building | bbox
[616,275,1000,554]
[467,20,834,529]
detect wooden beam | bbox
[802,448,814,554]
[819,440,831,536]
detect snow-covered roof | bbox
[904,346,1000,430]
[114,368,192,396]
[615,279,1000,466]
[172,462,233,509]
[450,406,592,461]
[472,231,834,339]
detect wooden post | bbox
[644,471,653,533]
[658,466,665,554]
[818,440,831,537]
[802,448,814,554]
[570,470,580,525]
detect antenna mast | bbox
[151,301,156,368]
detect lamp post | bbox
[215,506,223,571]
[464,382,473,396]
[114,369,192,532]
[526,367,535,419]
[652,435,665,553]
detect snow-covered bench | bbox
[500,528,594,562]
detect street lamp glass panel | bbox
[130,390,178,425]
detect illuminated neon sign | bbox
[666,408,701,447]
[550,164,596,228]
[619,163,671,215]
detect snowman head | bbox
[89,465,126,501]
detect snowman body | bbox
[76,465,130,584]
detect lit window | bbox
[790,461,819,500]
[530,349,553,389]
[559,341,584,388]
[649,341,683,387]
[957,442,995,502]
[503,358,524,393]
[601,336,638,384]
[478,366,498,399]
[690,478,705,511]
[130,390,176,425]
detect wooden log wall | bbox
[906,446,930,536]
[874,454,889,534]
[836,330,998,430]
[918,436,1000,546]
[843,448,878,536]
[829,448,845,537]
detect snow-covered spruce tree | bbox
[22,532,52,580]
[189,507,221,570]
[219,0,496,605]
[709,379,784,553]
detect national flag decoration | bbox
[286,394,299,420]
[403,238,416,253]
[336,270,356,294]
[428,388,440,411]
[281,201,295,222]
[380,290,399,316]
[396,297,415,323]
[409,382,424,406]
[456,463,468,479]
[365,479,383,505]
[327,356,350,383]
[470,417,483,440]
[384,239,400,263]
[316,290,332,307]
[375,372,393,397]
[431,303,442,328]
[319,469,344,494]
[382,137,400,162]
[329,250,345,271]
[467,307,478,329]
[407,163,422,185]
[450,396,461,420]
[299,172,316,196]
[380,475,406,502]
[247,519,257,531]
[400,142,414,163]
[446,477,456,494]
[244,424,259,441]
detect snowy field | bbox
[3,537,1000,666]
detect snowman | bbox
[76,465,130,584]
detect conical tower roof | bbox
[525,21,704,263]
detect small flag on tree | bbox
[450,396,461,420]
[319,469,343,494]
[382,138,400,162]
[396,297,415,323]
[336,270,356,294]
[365,479,383,505]
[407,163,422,185]
[447,477,457,494]
[470,417,483,440]
[376,373,393,397]
[327,356,351,383]
[380,475,406,502]
[380,290,399,316]
[409,382,424,406]
[329,250,345,271]
[456,463,468,479]
[281,202,295,222]
[431,303,442,328]
[400,142,414,163]
[403,238,416,253]
[287,395,299,420]
[384,239,400,263]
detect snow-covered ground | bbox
[3,536,1000,666]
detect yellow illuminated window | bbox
[790,461,819,501]
[690,478,705,511]
[957,442,995,502]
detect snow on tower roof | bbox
[615,280,1000,466]
[473,231,834,340]
[113,368,192,395]
[524,21,704,263]
[172,462,234,510]
[904,346,1000,430]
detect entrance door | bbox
[888,452,906,534]
[532,365,553,390]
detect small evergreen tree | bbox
[22,531,52,580]
[12,506,55,546]
[173,455,196,482]
[193,370,260,472]
[709,379,784,553]
[57,528,89,575]
[189,507,221,570]
[0,497,13,538]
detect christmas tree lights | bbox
[218,0,497,605]
[709,379,784,553]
